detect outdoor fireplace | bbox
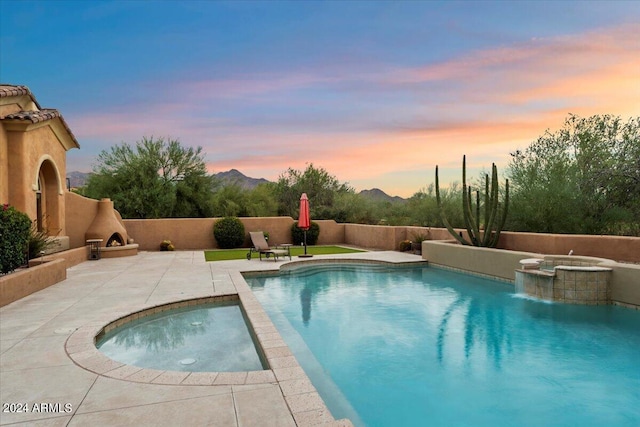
[106,233,124,247]
[85,198,128,248]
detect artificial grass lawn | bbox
[204,245,365,261]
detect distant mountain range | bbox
[359,188,406,203]
[215,168,270,190]
[67,171,90,188]
[66,169,405,201]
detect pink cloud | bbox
[66,23,639,198]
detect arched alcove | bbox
[34,157,62,235]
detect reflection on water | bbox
[298,270,331,326]
[437,292,512,369]
[282,265,514,368]
[96,302,265,372]
[248,264,640,427]
[109,308,210,352]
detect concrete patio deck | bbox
[1,250,423,426]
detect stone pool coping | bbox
[65,294,283,386]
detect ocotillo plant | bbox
[435,155,509,247]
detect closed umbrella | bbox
[298,193,312,257]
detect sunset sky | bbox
[1,1,639,197]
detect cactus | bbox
[435,155,509,247]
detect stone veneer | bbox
[516,257,613,305]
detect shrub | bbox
[0,204,31,274]
[398,240,412,251]
[291,221,320,246]
[28,220,56,260]
[213,217,245,249]
[160,239,175,251]
[411,231,430,243]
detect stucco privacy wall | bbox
[422,240,640,307]
[115,218,640,263]
[416,229,640,263]
[423,240,539,281]
[122,217,345,250]
[499,231,640,263]
[344,223,405,250]
[313,220,345,245]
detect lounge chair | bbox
[247,231,291,261]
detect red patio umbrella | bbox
[298,193,312,257]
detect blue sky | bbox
[2,0,639,197]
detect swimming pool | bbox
[96,301,265,372]
[246,263,640,427]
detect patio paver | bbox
[1,250,423,426]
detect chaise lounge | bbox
[247,231,291,261]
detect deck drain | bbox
[180,358,197,365]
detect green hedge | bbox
[291,221,320,246]
[213,216,245,249]
[0,204,31,274]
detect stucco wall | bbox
[42,246,89,269]
[315,220,345,245]
[0,258,66,307]
[237,217,296,247]
[611,263,640,306]
[114,218,640,264]
[123,217,348,251]
[2,123,69,239]
[422,240,539,282]
[123,218,216,251]
[345,223,415,250]
[5,131,27,210]
[65,192,100,249]
[123,217,297,250]
[0,247,92,307]
[14,126,68,231]
[498,231,640,263]
[422,240,640,307]
[0,125,8,203]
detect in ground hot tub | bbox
[515,256,613,304]
[95,297,267,372]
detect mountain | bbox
[67,170,403,203]
[214,169,270,190]
[65,169,270,190]
[359,188,406,203]
[67,171,90,188]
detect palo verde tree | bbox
[84,136,215,218]
[274,164,354,220]
[507,114,640,235]
[436,155,509,247]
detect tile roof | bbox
[0,84,80,149]
[0,84,31,98]
[3,108,62,123]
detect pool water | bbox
[246,264,640,427]
[96,302,265,372]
